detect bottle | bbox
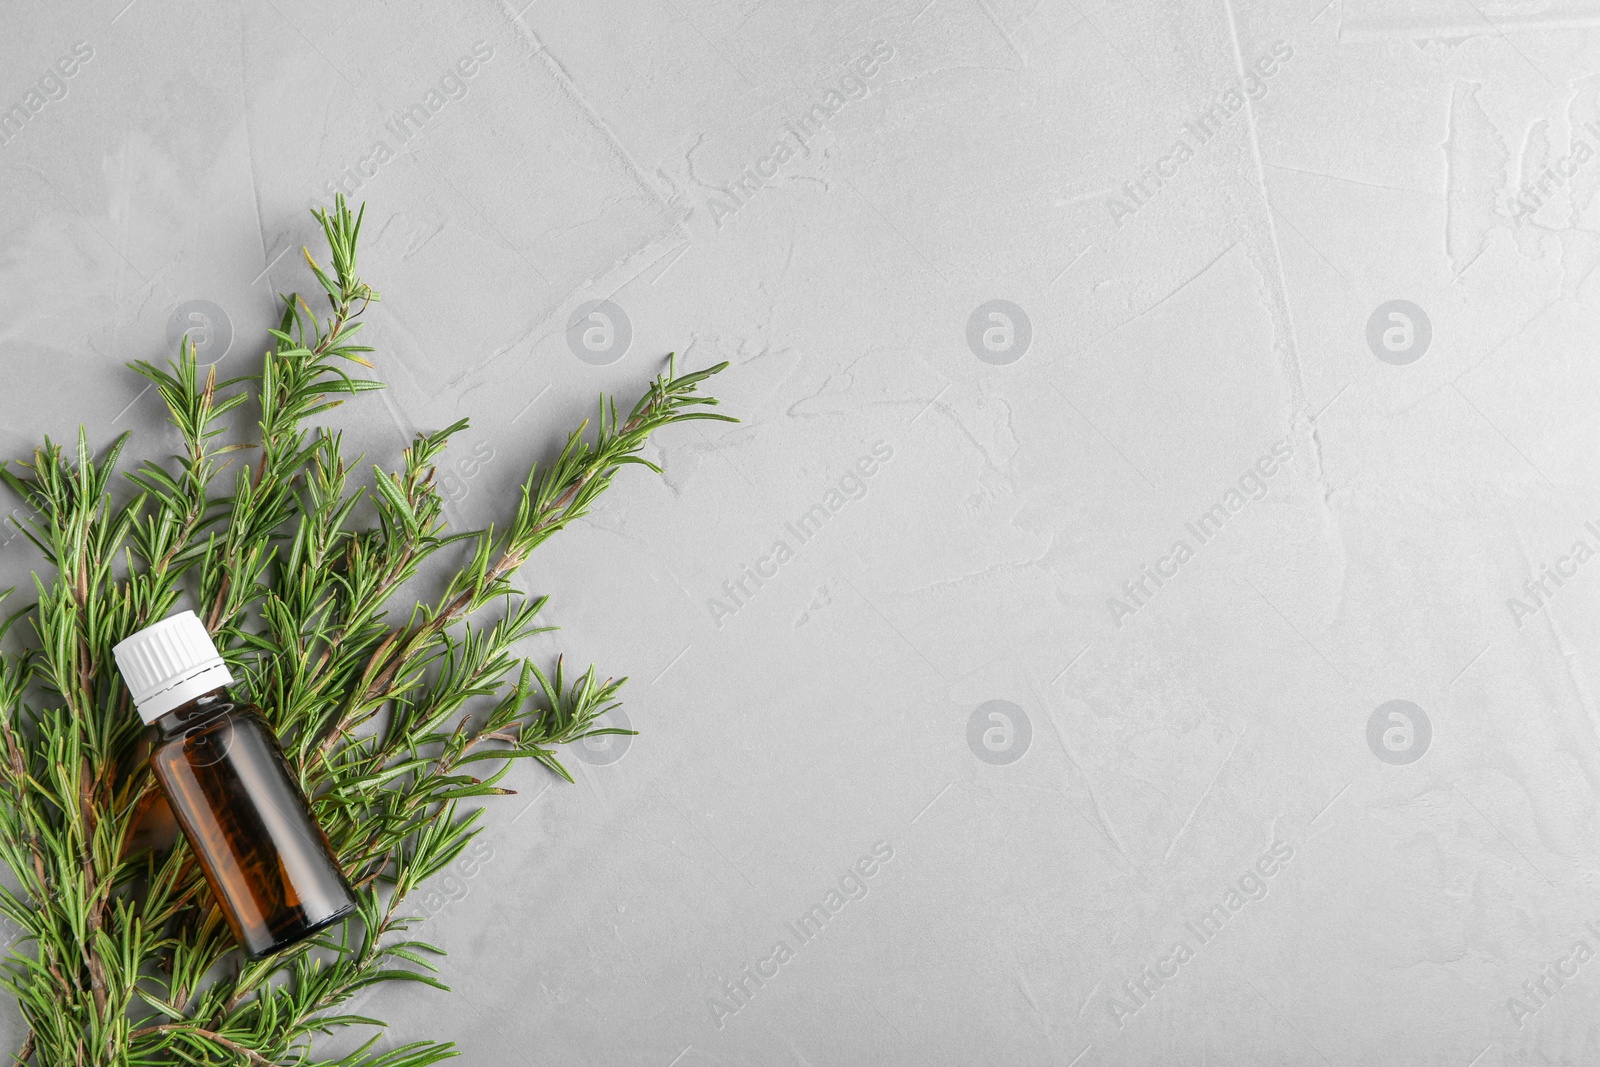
[113,611,355,958]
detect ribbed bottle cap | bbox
[112,611,235,724]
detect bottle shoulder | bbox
[150,690,268,741]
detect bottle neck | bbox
[151,686,235,737]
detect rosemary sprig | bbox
[0,193,733,1065]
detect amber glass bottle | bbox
[113,611,355,958]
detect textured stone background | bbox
[4,0,1600,1063]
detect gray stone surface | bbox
[3,0,1600,1063]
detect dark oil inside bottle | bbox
[148,687,355,958]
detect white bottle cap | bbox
[112,610,236,724]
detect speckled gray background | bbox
[4,0,1600,1064]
